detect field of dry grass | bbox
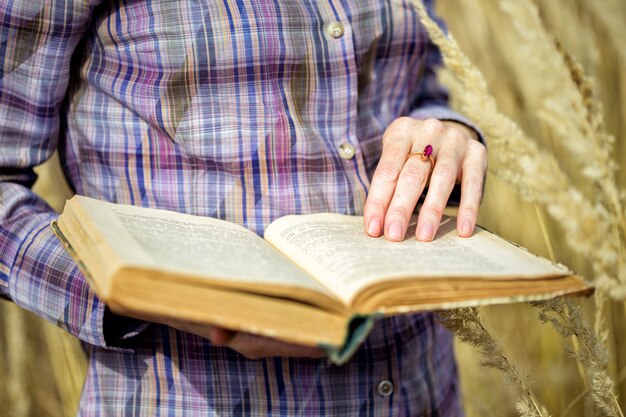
[437,0,626,415]
[0,0,624,416]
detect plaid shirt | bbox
[1,1,473,415]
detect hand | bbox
[120,309,326,359]
[165,319,326,360]
[363,117,487,242]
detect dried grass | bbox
[438,308,552,416]
[531,298,624,417]
[3,304,31,417]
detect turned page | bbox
[68,196,330,295]
[264,213,570,305]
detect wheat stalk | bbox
[531,299,624,417]
[437,308,551,417]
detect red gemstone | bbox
[423,144,433,157]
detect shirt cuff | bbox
[9,219,148,352]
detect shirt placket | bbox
[318,1,370,212]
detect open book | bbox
[52,195,591,364]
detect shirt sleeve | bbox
[408,0,485,145]
[0,0,144,350]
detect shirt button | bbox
[338,143,356,160]
[377,380,394,397]
[327,21,345,39]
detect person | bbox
[0,0,487,415]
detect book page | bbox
[264,213,569,305]
[72,196,331,295]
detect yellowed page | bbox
[71,196,331,295]
[264,213,570,305]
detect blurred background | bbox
[0,0,624,415]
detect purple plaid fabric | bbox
[1,1,471,415]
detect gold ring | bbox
[406,144,435,170]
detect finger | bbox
[172,322,236,345]
[416,140,464,241]
[363,136,412,237]
[228,333,326,360]
[383,151,432,242]
[209,326,237,346]
[456,141,487,237]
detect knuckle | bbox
[384,117,415,142]
[386,206,412,223]
[464,166,484,181]
[421,118,445,134]
[468,142,488,166]
[433,170,456,187]
[461,205,478,216]
[434,159,458,180]
[471,140,488,158]
[385,203,413,221]
[464,177,484,194]
[447,129,466,143]
[468,138,485,150]
[375,162,401,183]
[364,199,386,213]
[392,116,415,130]
[422,203,444,219]
[402,164,428,185]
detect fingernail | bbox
[388,222,404,241]
[418,222,434,241]
[367,218,382,236]
[461,220,472,237]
